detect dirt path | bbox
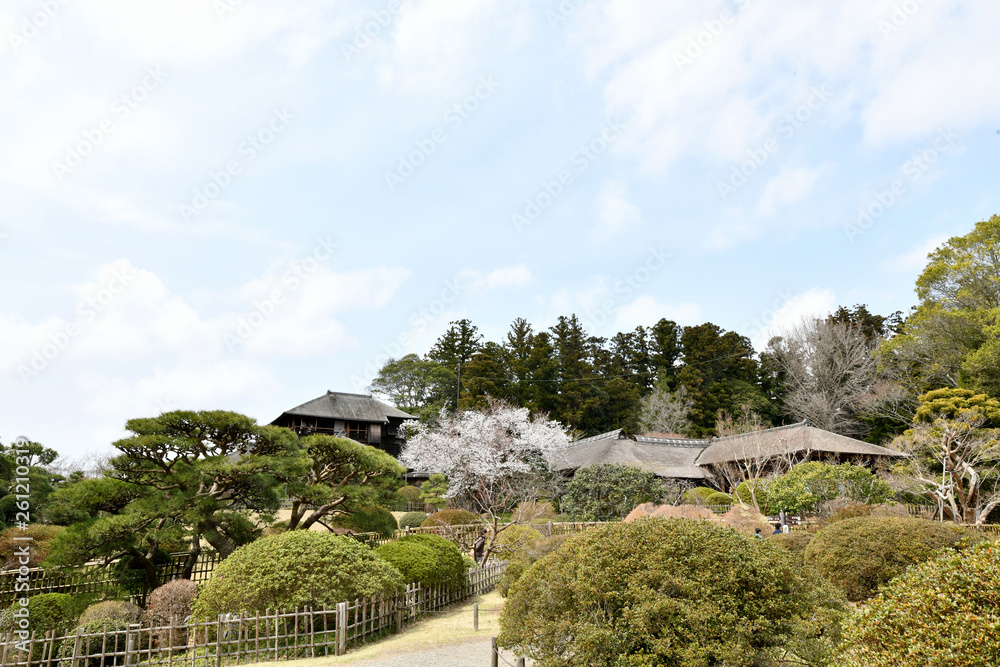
[245,591,532,667]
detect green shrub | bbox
[768,462,894,515]
[331,507,398,537]
[79,600,142,626]
[193,531,404,617]
[734,480,770,512]
[395,485,422,503]
[560,464,667,521]
[398,512,427,529]
[804,516,987,602]
[57,619,129,667]
[401,534,468,591]
[705,491,733,506]
[0,524,64,569]
[419,509,481,527]
[769,531,814,564]
[374,534,466,592]
[0,593,81,636]
[492,524,543,555]
[497,535,569,597]
[681,486,717,505]
[499,518,846,666]
[838,540,1000,667]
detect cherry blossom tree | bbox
[400,399,570,561]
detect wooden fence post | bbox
[125,623,138,666]
[473,603,479,631]
[71,627,83,667]
[516,657,525,667]
[336,602,347,656]
[491,637,498,667]
[215,614,223,667]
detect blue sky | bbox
[2,0,999,459]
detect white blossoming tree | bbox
[400,399,570,561]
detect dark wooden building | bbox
[271,391,417,458]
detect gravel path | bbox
[343,637,532,667]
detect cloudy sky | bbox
[2,0,998,459]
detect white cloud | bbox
[614,295,702,332]
[755,165,821,216]
[748,287,838,350]
[456,264,534,294]
[595,180,641,236]
[880,234,949,274]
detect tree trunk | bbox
[130,548,161,590]
[180,535,201,580]
[199,520,236,558]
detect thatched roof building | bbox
[271,391,416,457]
[552,421,904,486]
[694,421,904,467]
[553,429,711,480]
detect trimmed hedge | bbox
[0,593,80,636]
[374,534,466,592]
[193,531,404,617]
[57,619,129,667]
[398,512,427,529]
[681,486,717,505]
[838,540,1000,667]
[78,600,142,626]
[395,485,422,503]
[146,579,199,647]
[331,506,398,537]
[499,517,846,666]
[497,535,569,597]
[419,509,481,527]
[804,516,986,601]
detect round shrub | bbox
[400,534,468,591]
[492,524,543,555]
[0,524,64,569]
[500,518,846,666]
[146,579,199,648]
[79,600,142,626]
[705,491,733,506]
[193,531,403,617]
[146,579,199,625]
[0,593,80,636]
[681,486,717,505]
[560,464,667,521]
[395,485,422,504]
[419,509,481,527]
[331,507,398,537]
[398,512,427,529]
[838,540,1000,667]
[734,480,770,513]
[374,534,466,591]
[804,516,987,602]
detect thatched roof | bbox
[276,391,416,423]
[553,431,710,480]
[694,421,905,466]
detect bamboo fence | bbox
[0,561,506,667]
